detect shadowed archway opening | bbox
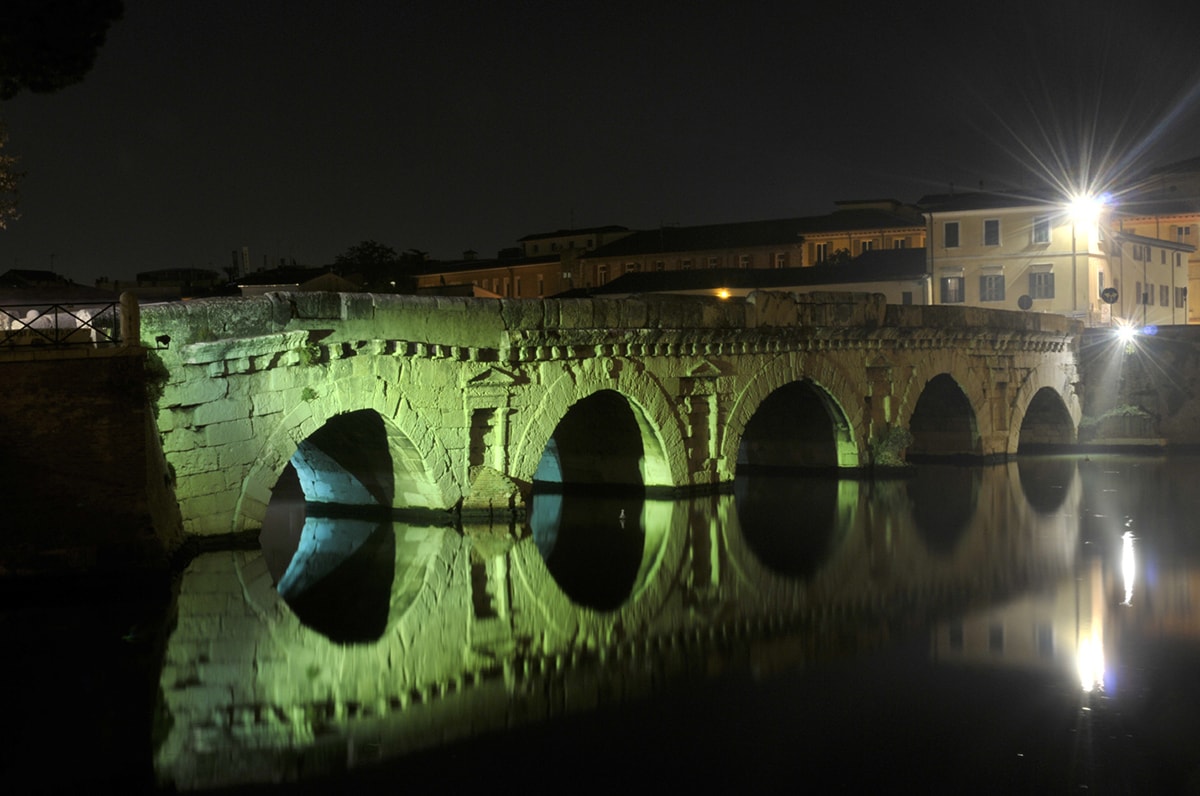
[736,379,854,474]
[533,389,652,491]
[908,374,982,460]
[1018,387,1076,451]
[530,390,667,611]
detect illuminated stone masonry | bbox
[139,290,1082,538]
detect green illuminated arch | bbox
[234,374,459,532]
[721,352,863,478]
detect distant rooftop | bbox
[581,204,924,259]
[568,247,926,296]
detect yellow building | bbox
[921,191,1117,324]
[1107,231,1192,327]
[1111,157,1200,323]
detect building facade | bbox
[922,192,1116,324]
[574,200,926,290]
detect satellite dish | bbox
[1101,287,1119,305]
[1017,294,1033,310]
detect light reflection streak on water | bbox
[1121,530,1136,607]
[1077,633,1106,694]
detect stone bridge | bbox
[138,291,1082,538]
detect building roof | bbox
[1114,231,1197,252]
[236,266,331,287]
[580,206,924,260]
[409,254,560,277]
[517,225,629,242]
[0,269,71,287]
[568,247,927,296]
[917,190,1059,212]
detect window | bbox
[1032,216,1050,244]
[1162,250,1167,264]
[902,291,913,305]
[739,254,751,269]
[1178,226,1192,242]
[1030,271,1055,299]
[537,274,544,296]
[655,260,665,271]
[984,219,1000,246]
[775,252,788,268]
[988,623,1004,653]
[681,259,693,270]
[860,240,874,253]
[514,276,521,297]
[893,239,907,249]
[598,264,608,283]
[814,242,830,262]
[1176,286,1187,308]
[708,256,719,268]
[1161,285,1170,306]
[980,274,1005,302]
[944,221,960,248]
[940,276,964,303]
[1036,624,1054,658]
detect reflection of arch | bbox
[528,490,671,611]
[1016,387,1077,450]
[733,473,852,578]
[907,374,981,458]
[1016,456,1077,515]
[235,376,458,532]
[722,354,862,475]
[736,380,853,472]
[511,497,684,628]
[908,464,979,554]
[511,369,683,491]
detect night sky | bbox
[3,0,1200,284]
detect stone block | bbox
[193,399,248,427]
[204,418,255,447]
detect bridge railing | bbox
[0,301,123,348]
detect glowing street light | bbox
[1066,192,1109,319]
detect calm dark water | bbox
[7,455,1200,794]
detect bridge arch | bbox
[235,374,459,533]
[510,365,686,492]
[721,352,864,477]
[905,373,982,458]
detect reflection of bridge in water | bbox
[156,458,1084,790]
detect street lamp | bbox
[1066,193,1107,322]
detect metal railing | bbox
[0,302,122,348]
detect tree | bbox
[0,123,21,229]
[334,240,400,270]
[0,0,125,100]
[0,1,124,229]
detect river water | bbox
[6,454,1200,793]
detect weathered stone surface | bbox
[132,291,1085,538]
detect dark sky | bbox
[4,0,1200,284]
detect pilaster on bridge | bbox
[138,291,1082,538]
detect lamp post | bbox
[1067,194,1106,324]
